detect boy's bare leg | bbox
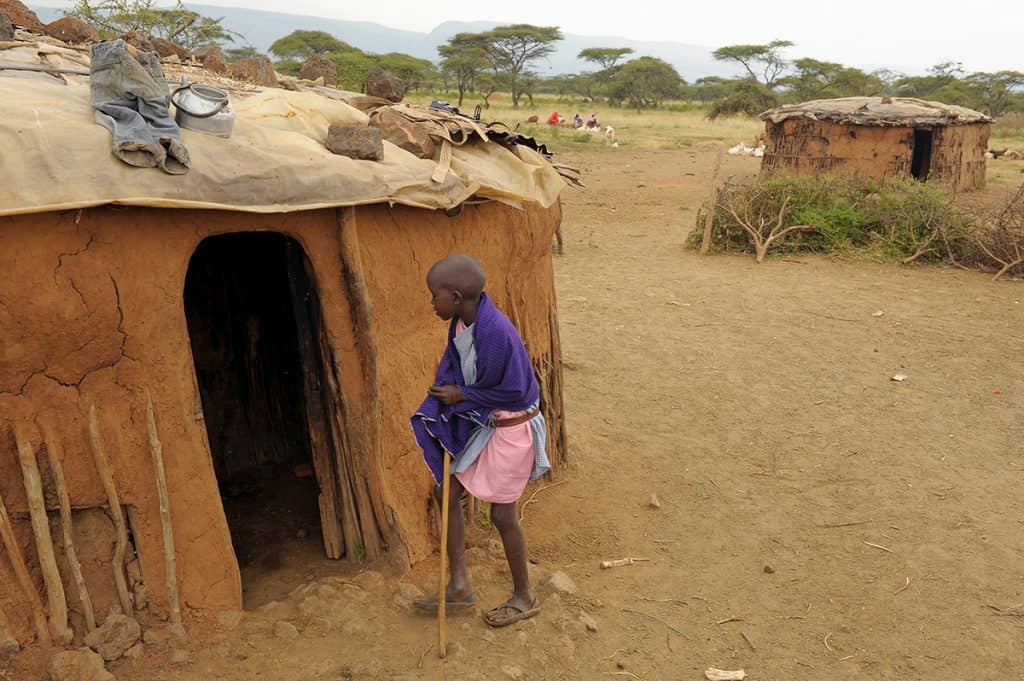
[488,502,535,617]
[442,475,472,600]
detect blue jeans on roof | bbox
[90,39,190,175]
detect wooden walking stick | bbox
[0,470,51,645]
[14,425,72,645]
[41,422,96,633]
[87,406,133,618]
[437,453,451,659]
[145,390,181,628]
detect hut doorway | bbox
[184,232,346,602]
[911,129,934,180]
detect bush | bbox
[689,175,974,263]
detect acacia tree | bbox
[781,58,884,100]
[438,32,490,106]
[712,39,793,88]
[269,30,351,60]
[578,47,634,71]
[965,71,1024,116]
[69,0,241,49]
[609,56,684,113]
[479,24,563,108]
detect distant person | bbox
[586,112,600,129]
[547,111,561,125]
[572,113,583,128]
[411,254,548,628]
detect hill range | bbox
[28,3,739,81]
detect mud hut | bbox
[0,41,569,648]
[759,97,992,190]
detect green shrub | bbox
[690,175,974,264]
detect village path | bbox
[10,148,1023,681]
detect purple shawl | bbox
[411,293,540,484]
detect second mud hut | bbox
[759,97,993,191]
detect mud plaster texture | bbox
[761,118,990,191]
[0,200,564,646]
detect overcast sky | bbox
[37,0,1023,73]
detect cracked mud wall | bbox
[0,199,564,643]
[0,206,364,644]
[354,200,564,564]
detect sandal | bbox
[483,597,541,628]
[412,591,476,613]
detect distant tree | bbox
[376,52,439,92]
[578,47,634,71]
[269,30,351,60]
[780,58,884,100]
[438,32,490,106]
[224,45,259,62]
[965,71,1024,116]
[707,78,778,119]
[608,56,684,113]
[68,0,241,50]
[712,39,794,88]
[479,24,564,108]
[329,49,376,91]
[690,76,731,104]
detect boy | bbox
[410,254,549,627]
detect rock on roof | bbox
[760,97,993,127]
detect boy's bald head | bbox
[427,254,486,299]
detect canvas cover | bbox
[0,41,567,217]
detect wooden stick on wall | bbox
[87,406,133,618]
[13,425,72,645]
[41,422,97,633]
[144,390,181,628]
[0,469,51,645]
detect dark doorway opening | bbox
[911,128,933,180]
[184,232,341,606]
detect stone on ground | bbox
[193,44,227,74]
[228,55,277,87]
[370,109,436,159]
[47,648,115,681]
[151,37,187,59]
[300,53,338,86]
[547,570,578,595]
[273,621,300,640]
[502,665,525,680]
[83,613,141,661]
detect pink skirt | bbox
[455,412,534,504]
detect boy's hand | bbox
[429,384,465,405]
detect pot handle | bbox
[171,84,229,119]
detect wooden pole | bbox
[0,471,51,645]
[144,390,181,628]
[41,423,97,634]
[87,405,133,618]
[437,454,450,659]
[700,145,725,255]
[13,425,72,645]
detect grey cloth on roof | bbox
[89,40,190,175]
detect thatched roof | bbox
[0,38,572,218]
[761,97,993,127]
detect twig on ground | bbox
[819,520,872,528]
[823,633,835,653]
[740,631,756,650]
[519,480,568,521]
[622,608,685,635]
[836,655,855,662]
[894,576,912,594]
[600,557,650,569]
[608,672,644,680]
[715,616,743,625]
[864,541,894,553]
[599,648,629,661]
[418,644,433,668]
[638,597,688,607]
[986,604,1024,617]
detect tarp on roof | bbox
[0,41,567,218]
[760,97,993,128]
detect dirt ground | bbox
[5,148,1023,681]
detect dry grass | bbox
[405,93,763,153]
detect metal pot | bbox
[171,83,235,138]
